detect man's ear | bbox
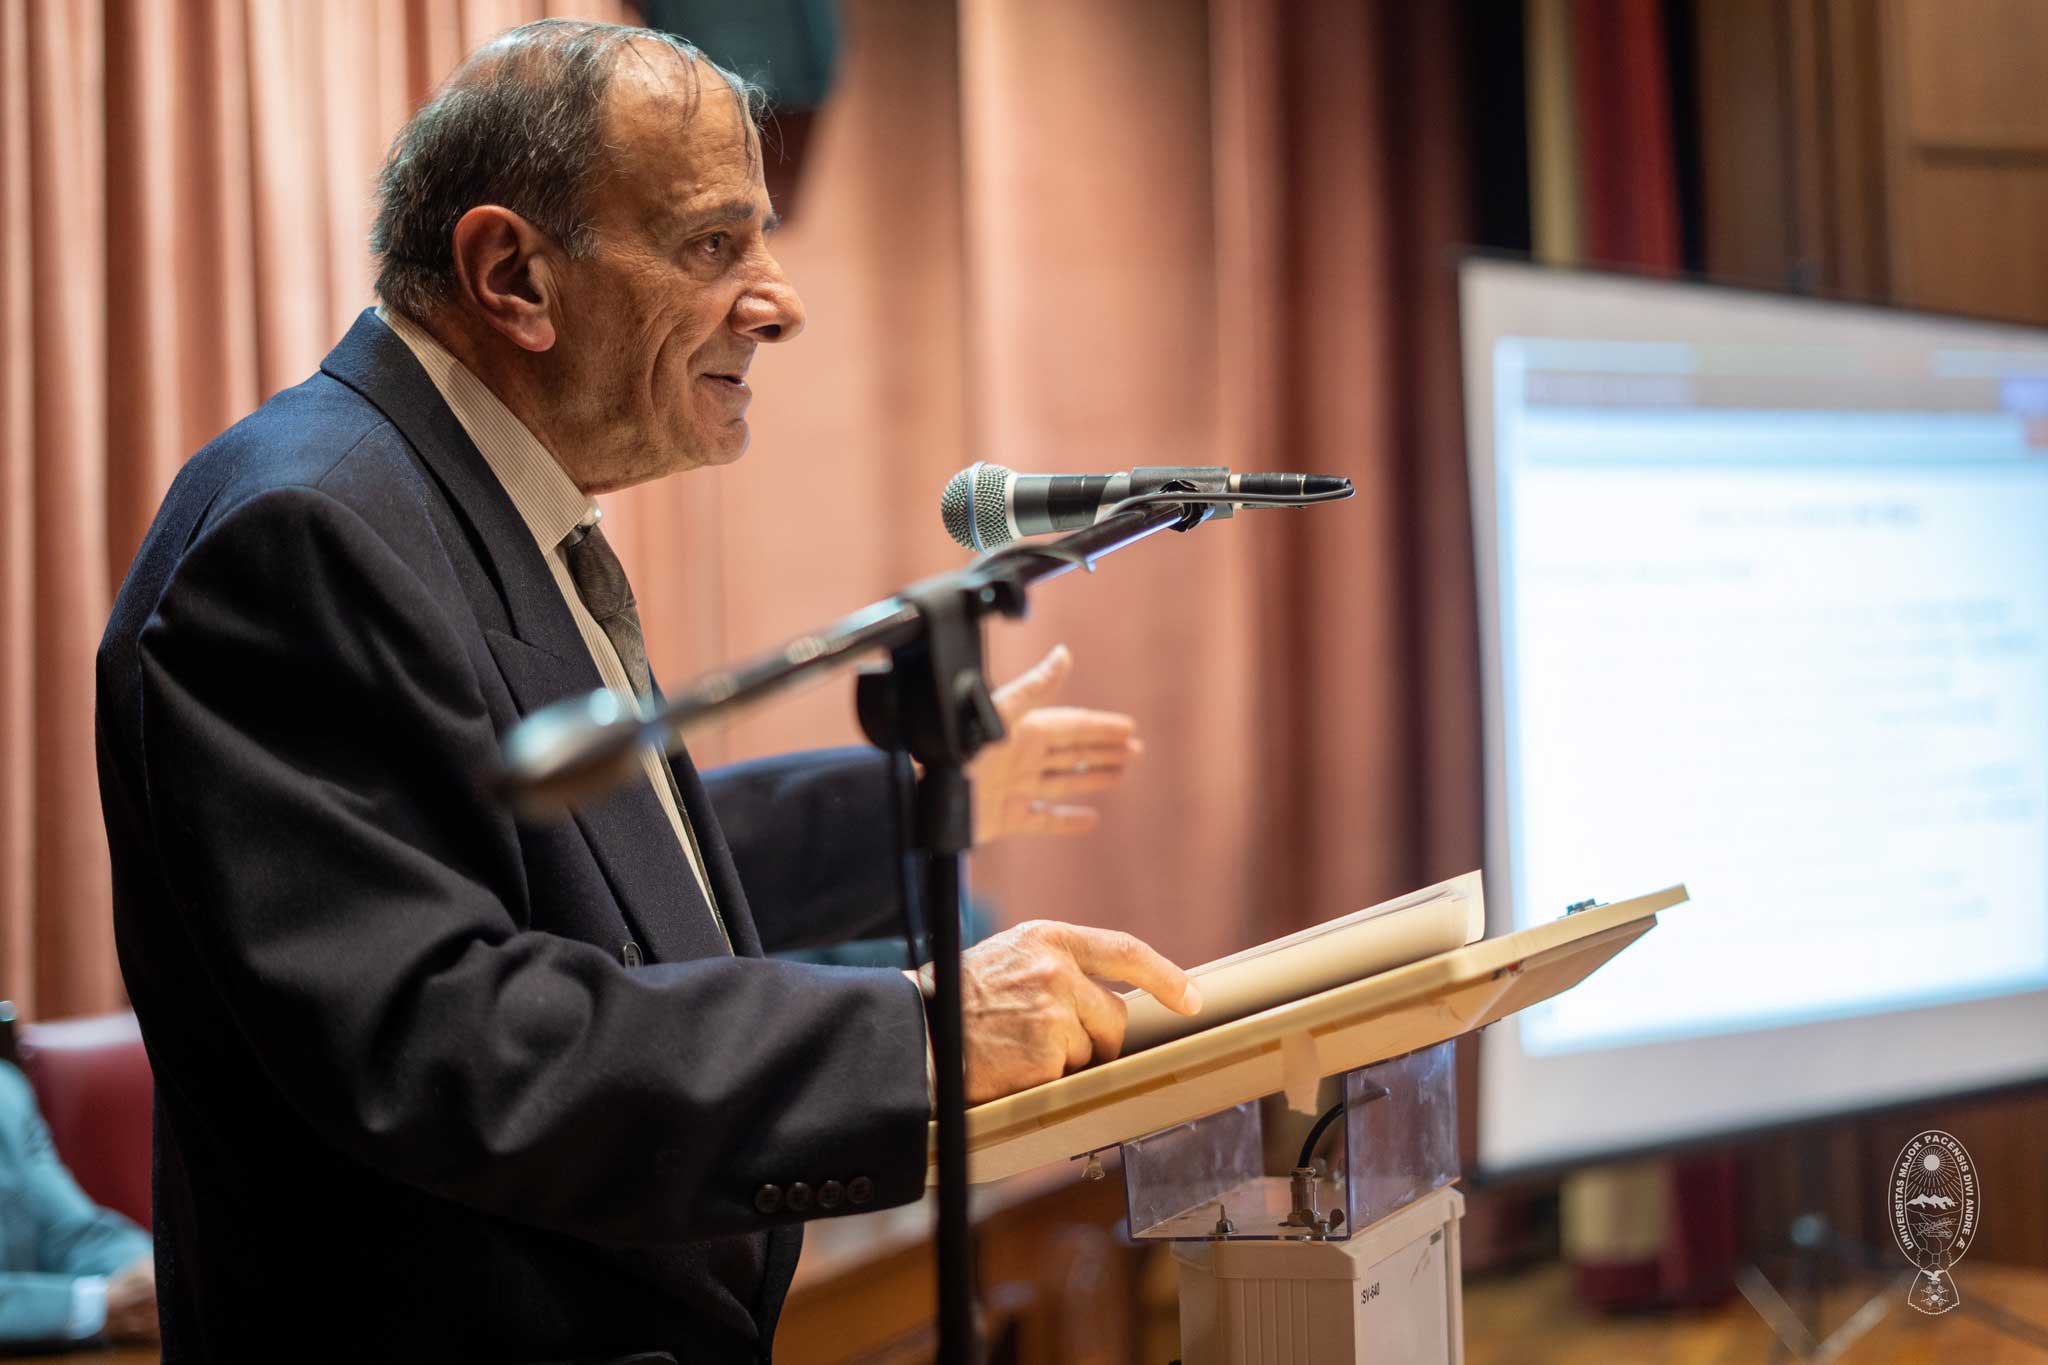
[449,206,560,353]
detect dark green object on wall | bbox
[640,0,841,109]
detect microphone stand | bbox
[853,498,1244,1365]
[497,483,1350,1365]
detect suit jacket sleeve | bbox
[703,750,918,955]
[135,485,931,1247]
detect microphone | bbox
[940,462,1352,551]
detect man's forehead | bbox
[601,49,763,223]
[605,47,756,168]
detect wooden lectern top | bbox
[935,884,1689,1183]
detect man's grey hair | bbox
[370,19,765,322]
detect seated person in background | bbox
[0,1060,157,1350]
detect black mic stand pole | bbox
[497,484,1351,1365]
[849,593,990,1364]
[846,501,1216,1365]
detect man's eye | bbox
[698,233,728,257]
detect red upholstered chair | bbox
[15,1010,155,1229]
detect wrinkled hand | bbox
[972,645,1141,844]
[936,920,1202,1103]
[105,1255,159,1344]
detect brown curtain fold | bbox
[6,0,119,1019]
[1250,0,1474,940]
[4,0,1477,1017]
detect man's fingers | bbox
[1026,707,1135,749]
[1061,1012,1094,1073]
[1043,742,1143,769]
[1040,737,1141,771]
[1011,801,1099,835]
[994,643,1072,717]
[1032,767,1125,798]
[1054,924,1202,1015]
[1069,976,1131,1065]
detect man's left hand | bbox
[973,645,1141,844]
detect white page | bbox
[1117,871,1485,1054]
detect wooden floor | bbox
[17,1262,2047,1363]
[1464,1261,2048,1365]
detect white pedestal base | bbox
[1172,1185,1465,1365]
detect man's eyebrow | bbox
[677,200,780,235]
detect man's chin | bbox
[692,423,750,468]
[631,428,748,484]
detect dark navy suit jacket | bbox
[94,311,931,1363]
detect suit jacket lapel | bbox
[319,309,732,965]
[320,311,578,655]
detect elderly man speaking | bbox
[95,19,1198,1365]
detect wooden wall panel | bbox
[1883,0,2048,322]
[1893,157,2048,322]
[1866,1090,2048,1269]
[1893,0,2048,146]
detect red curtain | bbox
[1573,0,1682,270]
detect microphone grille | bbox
[941,465,977,548]
[940,462,1016,551]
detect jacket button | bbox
[848,1176,875,1206]
[753,1184,784,1214]
[622,941,643,968]
[786,1182,814,1213]
[819,1180,845,1210]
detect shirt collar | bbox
[375,305,598,551]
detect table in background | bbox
[7,1347,156,1364]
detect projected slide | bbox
[1494,339,2048,1055]
[1467,263,2048,1174]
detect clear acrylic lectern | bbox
[931,877,1690,1365]
[1121,1041,1465,1364]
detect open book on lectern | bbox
[1118,872,1488,1054]
[934,872,1688,1183]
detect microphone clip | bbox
[1142,476,1225,535]
[1127,466,1236,520]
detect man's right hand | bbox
[938,921,1202,1104]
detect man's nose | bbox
[734,258,805,344]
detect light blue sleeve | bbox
[0,1063,149,1343]
[0,1271,96,1344]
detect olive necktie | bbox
[560,521,728,949]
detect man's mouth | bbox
[699,371,751,410]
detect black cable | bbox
[1105,487,1357,517]
[1297,1099,1348,1172]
